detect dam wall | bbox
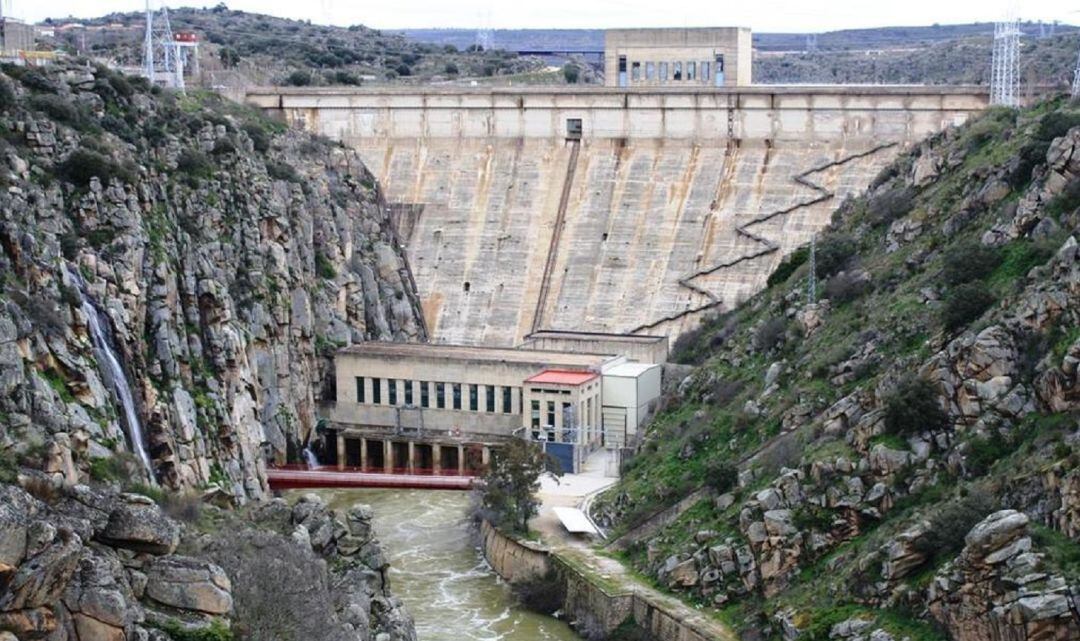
[247,86,988,346]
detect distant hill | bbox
[44,7,544,87]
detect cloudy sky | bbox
[15,0,1077,32]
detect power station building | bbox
[603,27,752,88]
[325,342,662,473]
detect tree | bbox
[479,439,550,534]
[883,376,949,436]
[218,47,240,68]
[562,63,580,84]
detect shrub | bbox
[1045,176,1080,219]
[704,460,738,493]
[266,160,300,182]
[242,123,271,153]
[510,569,565,615]
[57,148,136,188]
[443,63,459,75]
[150,619,233,641]
[0,77,16,111]
[941,282,996,332]
[767,245,809,288]
[562,64,580,83]
[965,431,1010,477]
[211,138,236,156]
[815,233,857,279]
[883,377,949,436]
[176,149,213,180]
[285,70,312,86]
[913,489,995,565]
[395,63,412,77]
[315,253,336,279]
[753,316,788,353]
[943,242,999,285]
[867,185,916,226]
[825,270,872,304]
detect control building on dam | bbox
[246,31,989,350]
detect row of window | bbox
[355,376,516,414]
[618,55,726,84]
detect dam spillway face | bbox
[252,87,988,346]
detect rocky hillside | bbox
[0,63,425,503]
[0,479,414,640]
[594,99,1080,641]
[50,7,544,86]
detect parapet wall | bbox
[246,85,986,143]
[246,86,988,347]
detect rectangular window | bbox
[486,385,495,413]
[618,55,627,72]
[388,378,397,405]
[547,401,555,427]
[687,61,696,81]
[503,387,513,414]
[631,61,641,81]
[371,377,382,405]
[645,61,655,80]
[453,383,462,410]
[701,61,710,82]
[469,384,478,411]
[356,376,365,403]
[421,381,430,408]
[715,54,725,72]
[673,62,682,81]
[659,62,668,82]
[405,380,414,406]
[436,382,445,409]
[531,400,540,428]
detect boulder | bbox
[144,555,233,616]
[99,497,179,555]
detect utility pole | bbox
[990,17,1021,107]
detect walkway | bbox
[267,466,476,490]
[530,450,737,641]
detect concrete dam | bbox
[247,86,988,346]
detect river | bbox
[306,488,582,641]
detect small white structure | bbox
[601,362,662,447]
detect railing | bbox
[266,464,480,490]
[270,463,483,477]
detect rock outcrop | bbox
[0,64,425,502]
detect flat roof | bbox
[524,330,666,344]
[338,342,612,368]
[525,370,600,386]
[552,507,601,536]
[604,362,660,377]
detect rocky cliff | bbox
[594,101,1080,641]
[0,477,414,641]
[0,63,425,501]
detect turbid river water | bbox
[306,488,581,641]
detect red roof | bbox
[524,369,598,386]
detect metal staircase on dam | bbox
[531,138,581,334]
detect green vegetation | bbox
[477,439,552,534]
[883,377,948,436]
[57,148,137,189]
[150,619,233,641]
[941,282,996,332]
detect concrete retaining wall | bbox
[479,520,721,641]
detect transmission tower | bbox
[475,10,494,51]
[1071,47,1080,98]
[142,1,181,88]
[990,18,1021,107]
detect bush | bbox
[243,125,271,153]
[753,316,788,353]
[941,282,996,332]
[510,569,565,615]
[562,64,580,83]
[285,70,312,86]
[395,63,412,77]
[825,270,872,304]
[943,242,999,285]
[704,460,738,493]
[266,160,300,182]
[767,245,809,288]
[883,377,949,436]
[211,138,236,156]
[57,148,136,188]
[443,63,459,75]
[176,149,213,180]
[315,253,336,279]
[815,233,857,279]
[913,489,995,565]
[965,431,1010,477]
[867,185,916,226]
[1045,176,1080,219]
[151,619,233,641]
[0,77,17,111]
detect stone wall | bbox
[479,520,722,641]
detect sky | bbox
[13,0,1079,33]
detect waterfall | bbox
[302,446,320,469]
[64,265,155,480]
